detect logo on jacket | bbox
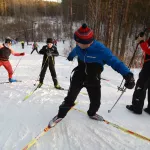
[87,56,96,59]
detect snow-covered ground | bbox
[0,41,150,150]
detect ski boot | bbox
[89,114,104,121]
[9,78,17,83]
[144,108,150,115]
[54,84,64,90]
[126,105,142,114]
[48,115,63,128]
[37,82,43,88]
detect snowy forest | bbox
[0,0,150,62]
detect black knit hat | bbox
[46,38,53,44]
[5,37,12,44]
[74,23,94,44]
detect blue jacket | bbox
[68,40,130,76]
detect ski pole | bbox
[34,56,49,86]
[108,88,126,113]
[59,54,67,58]
[13,56,23,75]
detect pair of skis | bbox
[0,80,22,84]
[22,102,78,150]
[22,104,150,150]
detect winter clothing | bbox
[39,44,60,87]
[0,43,24,80]
[127,39,150,114]
[48,115,63,128]
[46,38,53,44]
[0,44,11,61]
[123,73,135,89]
[31,42,39,54]
[5,37,12,44]
[56,40,134,119]
[144,108,150,115]
[74,23,94,44]
[21,41,25,49]
[0,60,13,78]
[9,78,17,83]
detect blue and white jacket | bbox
[68,40,131,79]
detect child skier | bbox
[48,23,135,127]
[38,38,63,89]
[21,40,25,49]
[0,37,25,82]
[126,34,150,115]
[31,41,39,54]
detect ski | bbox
[22,126,50,150]
[0,80,22,84]
[23,85,39,101]
[22,102,78,150]
[73,108,150,143]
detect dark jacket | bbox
[39,45,59,63]
[0,44,11,61]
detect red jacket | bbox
[140,38,150,62]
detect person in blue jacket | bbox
[48,23,135,127]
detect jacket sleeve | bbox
[102,46,131,76]
[68,47,77,59]
[52,47,59,56]
[39,46,46,55]
[140,40,150,55]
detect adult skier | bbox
[48,23,135,127]
[31,41,39,54]
[38,38,63,89]
[126,34,150,114]
[0,37,25,82]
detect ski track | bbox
[0,41,150,150]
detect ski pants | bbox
[0,60,13,78]
[57,68,101,118]
[39,57,58,86]
[21,43,24,49]
[31,48,38,54]
[132,61,150,111]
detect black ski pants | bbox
[132,62,150,111]
[39,57,58,86]
[57,69,101,118]
[31,48,38,54]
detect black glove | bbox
[123,73,135,89]
[67,55,73,61]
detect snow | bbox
[0,41,150,150]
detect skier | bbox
[0,37,25,82]
[53,39,57,46]
[38,38,63,89]
[31,41,39,54]
[126,34,150,115]
[48,23,135,127]
[21,40,25,49]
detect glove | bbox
[20,52,25,56]
[123,73,135,89]
[67,55,73,61]
[136,32,145,43]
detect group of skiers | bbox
[0,23,150,128]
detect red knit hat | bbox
[74,23,94,44]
